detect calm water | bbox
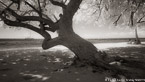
[88,38,145,43]
[0,38,145,43]
[0,38,145,51]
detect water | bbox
[0,42,145,51]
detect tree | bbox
[93,0,145,44]
[0,0,135,78]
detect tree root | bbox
[70,51,145,79]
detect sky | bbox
[0,20,145,39]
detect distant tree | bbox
[93,0,145,44]
[0,0,134,78]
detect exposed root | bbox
[69,52,138,79]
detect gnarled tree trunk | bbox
[42,15,127,76]
[43,18,112,70]
[42,0,99,65]
[42,0,116,72]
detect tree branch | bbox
[49,0,66,9]
[113,14,122,26]
[42,37,62,49]
[8,9,52,24]
[38,0,42,12]
[20,1,59,32]
[96,7,103,21]
[0,1,14,15]
[25,1,49,19]
[137,15,145,23]
[25,1,40,14]
[113,9,127,26]
[37,0,47,34]
[1,16,51,39]
[6,8,59,32]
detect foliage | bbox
[92,0,145,27]
[0,0,67,39]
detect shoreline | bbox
[0,42,145,51]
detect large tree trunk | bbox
[42,0,116,71]
[43,19,127,76]
[55,2,103,65]
[59,33,115,71]
[60,33,98,63]
[43,10,116,73]
[42,0,128,77]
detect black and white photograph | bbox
[0,0,145,82]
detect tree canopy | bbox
[0,0,72,39]
[92,0,145,28]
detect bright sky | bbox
[73,22,145,39]
[0,20,145,39]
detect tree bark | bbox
[59,34,114,70]
[42,0,111,69]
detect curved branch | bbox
[45,24,59,32]
[6,8,59,32]
[1,16,51,39]
[7,8,53,23]
[24,1,50,20]
[42,37,62,49]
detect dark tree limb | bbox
[49,0,66,9]
[24,0,59,33]
[5,8,59,32]
[7,9,53,25]
[137,15,145,23]
[91,0,104,21]
[42,37,62,49]
[20,10,35,16]
[113,9,127,26]
[96,7,103,21]
[25,1,40,14]
[37,0,46,34]
[1,16,51,39]
[24,0,50,20]
[0,1,14,15]
[10,0,21,10]
[113,14,122,26]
